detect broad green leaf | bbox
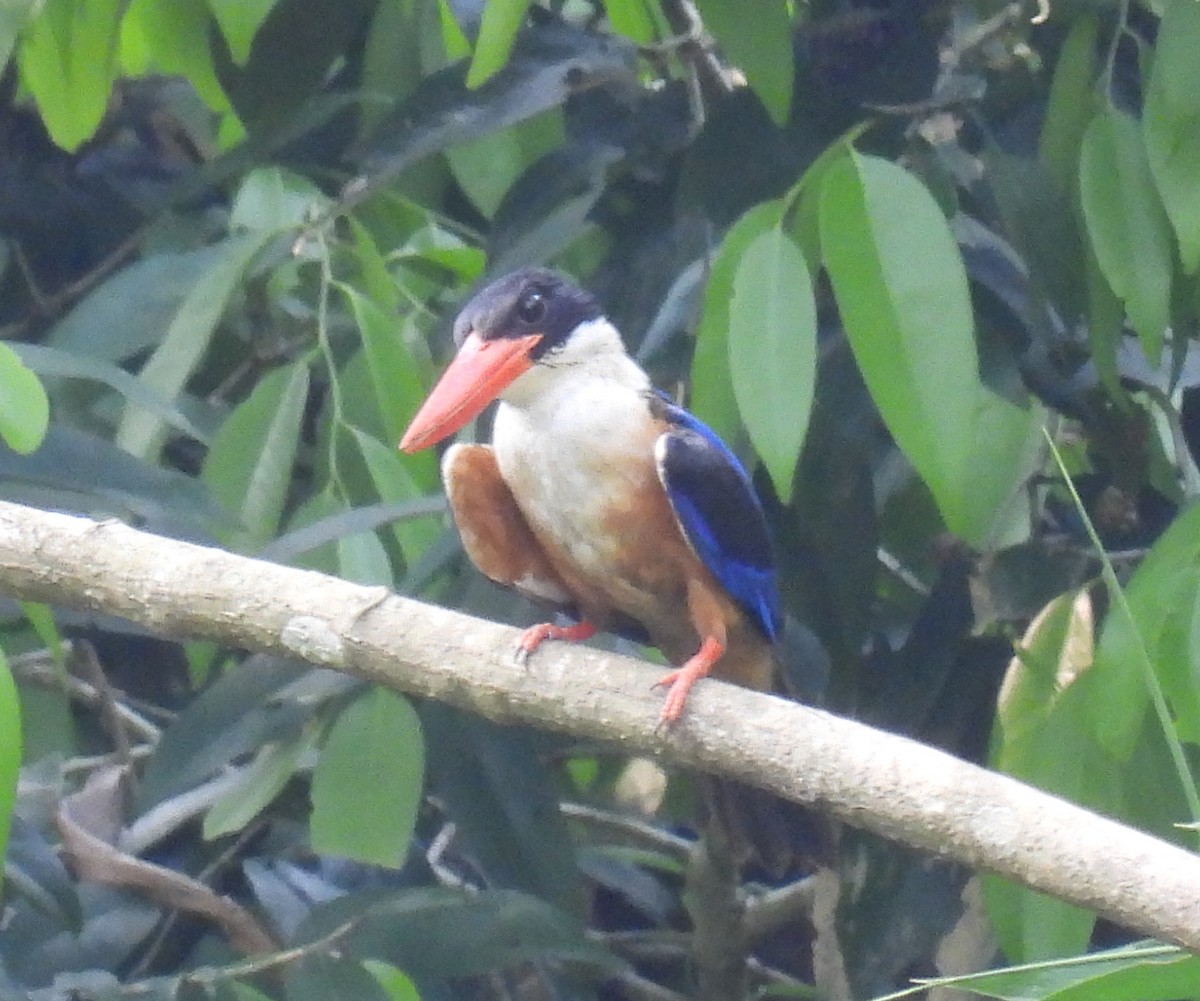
[336,529,394,587]
[230,167,331,232]
[310,688,424,867]
[727,225,816,499]
[206,0,278,64]
[350,428,441,563]
[446,110,563,218]
[602,0,659,43]
[1038,15,1099,192]
[1079,110,1173,361]
[340,286,429,446]
[124,0,233,114]
[362,962,420,1001]
[203,362,310,549]
[116,233,266,459]
[691,199,785,444]
[0,343,49,453]
[0,648,21,887]
[1091,501,1200,758]
[961,389,1043,550]
[18,0,124,150]
[203,726,318,838]
[1144,0,1200,273]
[694,0,792,124]
[819,151,978,539]
[465,0,532,88]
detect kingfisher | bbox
[399,268,782,725]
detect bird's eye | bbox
[517,289,547,325]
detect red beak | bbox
[399,330,542,453]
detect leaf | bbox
[203,726,318,839]
[310,688,424,868]
[0,0,38,81]
[0,343,49,453]
[15,343,207,442]
[336,530,394,587]
[137,656,313,811]
[693,0,793,124]
[821,150,1024,545]
[293,887,619,980]
[466,0,533,88]
[17,0,124,149]
[1079,109,1173,361]
[1144,0,1200,273]
[602,0,659,44]
[727,225,816,499]
[207,0,279,65]
[349,428,441,564]
[1038,15,1099,192]
[1092,502,1200,756]
[203,361,310,549]
[691,198,785,445]
[116,233,266,460]
[229,167,331,232]
[0,649,21,887]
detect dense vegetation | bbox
[1,0,1200,998]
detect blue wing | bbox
[651,396,782,643]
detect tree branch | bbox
[0,499,1198,951]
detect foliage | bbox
[2,0,1200,999]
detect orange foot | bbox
[654,635,724,727]
[515,620,597,664]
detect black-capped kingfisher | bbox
[399,268,782,725]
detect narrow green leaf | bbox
[336,530,394,587]
[117,233,265,459]
[693,0,792,124]
[0,648,22,886]
[1144,0,1200,273]
[691,199,785,444]
[1038,15,1099,192]
[727,226,816,499]
[1079,110,1173,361]
[203,727,318,838]
[362,962,420,1001]
[310,688,425,868]
[0,0,38,71]
[819,151,978,538]
[206,0,278,64]
[0,343,49,453]
[465,0,532,88]
[203,362,310,549]
[1092,502,1200,757]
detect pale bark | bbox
[0,499,1197,950]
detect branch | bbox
[0,500,1198,951]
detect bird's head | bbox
[399,268,609,452]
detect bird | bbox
[399,267,782,725]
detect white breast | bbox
[490,323,656,576]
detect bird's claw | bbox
[514,620,597,666]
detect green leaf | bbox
[1038,15,1099,192]
[693,0,792,124]
[362,962,420,1001]
[125,0,234,115]
[349,428,441,564]
[0,648,21,887]
[336,529,394,587]
[1079,110,1173,361]
[0,0,38,72]
[821,150,1028,545]
[1144,0,1200,273]
[727,225,816,499]
[230,167,331,232]
[310,688,424,867]
[18,0,124,150]
[116,233,266,460]
[691,199,785,445]
[0,343,49,453]
[601,0,659,43]
[287,954,390,1001]
[1091,502,1200,758]
[465,0,532,88]
[203,726,319,838]
[203,361,310,549]
[206,0,278,64]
